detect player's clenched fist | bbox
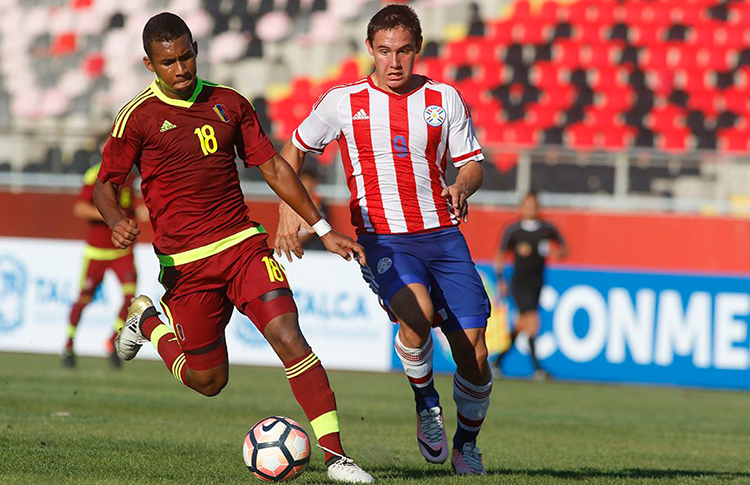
[111,217,140,249]
[321,231,367,266]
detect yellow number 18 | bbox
[194,124,217,155]
[261,256,286,283]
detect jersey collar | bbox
[367,74,427,98]
[150,77,204,108]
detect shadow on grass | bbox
[367,466,750,481]
[497,468,750,480]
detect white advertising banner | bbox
[0,237,393,372]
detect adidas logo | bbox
[352,109,369,121]
[160,120,177,132]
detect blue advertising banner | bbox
[401,264,750,390]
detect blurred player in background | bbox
[62,143,145,369]
[296,165,328,251]
[276,4,492,475]
[93,13,373,483]
[494,192,567,380]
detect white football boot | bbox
[417,406,449,463]
[451,442,486,475]
[326,456,375,483]
[116,295,154,360]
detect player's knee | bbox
[264,314,306,351]
[190,371,228,397]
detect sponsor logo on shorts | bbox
[175,323,185,340]
[377,257,392,274]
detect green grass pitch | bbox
[1,352,749,484]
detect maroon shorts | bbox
[158,233,297,371]
[79,251,137,297]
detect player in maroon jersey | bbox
[62,154,143,369]
[93,13,373,483]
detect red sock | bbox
[141,314,188,386]
[284,350,344,464]
[66,298,89,351]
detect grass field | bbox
[1,352,750,484]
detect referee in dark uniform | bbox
[494,192,567,380]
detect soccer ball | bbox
[243,416,311,482]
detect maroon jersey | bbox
[98,78,276,256]
[78,163,136,250]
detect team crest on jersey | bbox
[213,104,230,122]
[423,105,446,127]
[377,257,392,274]
[175,323,186,340]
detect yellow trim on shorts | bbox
[159,296,175,328]
[121,282,136,294]
[78,256,91,290]
[84,245,131,261]
[157,226,266,267]
[309,411,340,439]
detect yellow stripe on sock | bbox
[285,352,318,374]
[67,324,76,339]
[310,411,340,439]
[150,325,171,351]
[113,317,124,333]
[285,353,319,378]
[171,354,186,384]
[286,357,320,379]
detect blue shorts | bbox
[358,227,490,333]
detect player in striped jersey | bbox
[276,4,492,476]
[94,13,373,483]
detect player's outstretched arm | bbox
[441,160,484,223]
[259,153,366,265]
[94,178,140,249]
[274,141,309,260]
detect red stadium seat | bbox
[577,24,603,45]
[718,127,750,154]
[531,62,564,90]
[567,122,597,150]
[444,40,469,66]
[650,103,685,132]
[601,124,634,151]
[538,1,561,25]
[658,129,690,153]
[526,102,558,129]
[472,100,501,129]
[554,40,581,67]
[487,20,514,45]
[511,0,532,23]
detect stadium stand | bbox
[0,0,749,205]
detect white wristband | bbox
[311,218,332,237]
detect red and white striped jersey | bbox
[292,76,484,235]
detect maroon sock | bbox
[284,350,344,463]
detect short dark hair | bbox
[142,12,193,58]
[367,4,422,45]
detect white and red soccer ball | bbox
[243,416,311,482]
